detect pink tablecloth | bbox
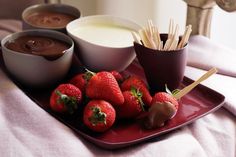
[0,20,235,157]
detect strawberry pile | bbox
[49,70,179,132]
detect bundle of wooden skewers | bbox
[132,19,192,51]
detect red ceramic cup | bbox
[134,34,188,94]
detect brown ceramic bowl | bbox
[22,3,81,33]
[134,34,188,94]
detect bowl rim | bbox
[1,29,74,59]
[66,14,142,49]
[22,3,81,30]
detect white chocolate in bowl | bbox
[72,24,134,48]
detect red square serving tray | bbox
[0,53,225,150]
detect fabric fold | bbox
[185,66,236,116]
[0,20,21,40]
[187,35,236,77]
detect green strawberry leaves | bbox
[55,90,78,114]
[84,69,96,82]
[89,106,107,126]
[131,86,145,111]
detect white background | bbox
[62,0,236,50]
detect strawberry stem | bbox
[55,90,78,114]
[89,106,107,126]
[131,86,145,111]
[84,69,96,82]
[165,84,180,97]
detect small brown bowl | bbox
[134,34,188,94]
[22,3,81,33]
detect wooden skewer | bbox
[168,24,179,50]
[131,31,141,44]
[151,25,162,50]
[152,28,159,47]
[168,19,174,39]
[178,25,192,48]
[182,25,192,47]
[148,19,154,35]
[148,20,160,50]
[159,41,163,50]
[136,19,191,51]
[144,27,157,49]
[174,68,218,100]
[139,29,151,48]
[164,39,172,50]
[169,39,178,50]
[155,26,161,44]
[177,25,188,48]
[151,26,158,47]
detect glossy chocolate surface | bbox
[5,35,70,57]
[25,11,77,28]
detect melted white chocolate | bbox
[73,23,134,48]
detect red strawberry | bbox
[69,72,93,93]
[83,100,116,132]
[151,92,179,110]
[143,92,179,129]
[50,84,82,114]
[86,71,124,105]
[116,87,145,119]
[121,76,152,107]
[69,73,86,93]
[110,70,124,83]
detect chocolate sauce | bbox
[5,35,70,58]
[25,11,77,28]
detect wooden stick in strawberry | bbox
[143,67,218,129]
[174,67,217,100]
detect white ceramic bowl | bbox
[66,15,141,72]
[1,29,74,88]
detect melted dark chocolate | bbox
[5,35,70,59]
[25,11,76,28]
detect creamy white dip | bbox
[73,23,134,48]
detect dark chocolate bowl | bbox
[1,29,74,88]
[22,3,81,33]
[134,34,188,94]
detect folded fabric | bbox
[187,35,236,77]
[0,20,21,40]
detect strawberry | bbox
[116,87,145,119]
[86,71,124,106]
[143,92,179,129]
[151,92,179,110]
[50,84,82,114]
[110,70,124,83]
[121,76,152,107]
[69,72,93,93]
[83,100,116,132]
[69,73,86,93]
